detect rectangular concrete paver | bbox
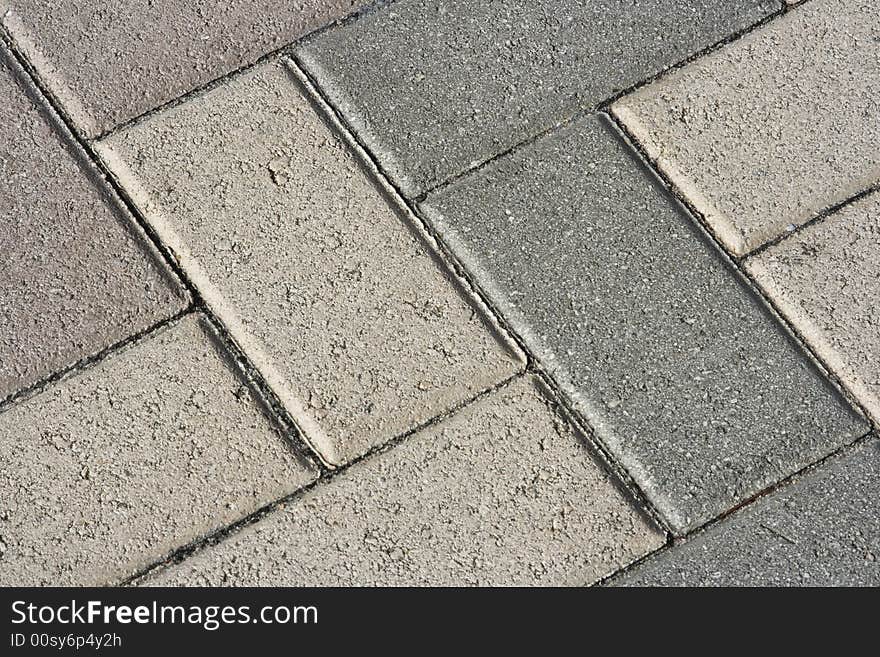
[142,376,664,586]
[420,114,868,534]
[0,314,318,586]
[612,0,880,256]
[0,46,186,402]
[614,438,880,586]
[3,0,371,137]
[96,61,524,467]
[747,192,880,424]
[298,0,780,196]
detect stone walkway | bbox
[0,0,877,586]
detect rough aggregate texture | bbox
[0,47,186,402]
[298,0,780,196]
[420,114,868,534]
[143,376,665,586]
[97,62,524,467]
[0,314,318,586]
[747,192,880,424]
[2,0,369,137]
[615,438,880,586]
[612,0,880,255]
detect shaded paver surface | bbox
[1,0,877,586]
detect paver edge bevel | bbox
[95,58,527,468]
[0,33,189,309]
[0,0,402,139]
[745,190,880,429]
[295,1,787,200]
[0,36,191,402]
[604,110,874,434]
[130,373,668,587]
[292,51,674,535]
[125,370,530,586]
[421,110,869,534]
[0,28,327,474]
[600,428,879,586]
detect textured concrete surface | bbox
[97,61,524,467]
[421,114,868,533]
[0,47,186,402]
[0,314,318,586]
[143,376,664,586]
[2,0,370,137]
[615,438,880,586]
[612,0,880,256]
[747,192,880,424]
[298,0,780,196]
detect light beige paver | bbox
[612,0,880,255]
[0,314,317,586]
[142,376,664,586]
[747,192,880,424]
[96,61,524,467]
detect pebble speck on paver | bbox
[1,0,877,586]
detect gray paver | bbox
[614,438,880,586]
[298,0,780,197]
[612,0,880,256]
[0,47,186,402]
[143,376,664,587]
[96,61,524,467]
[420,114,868,534]
[747,192,880,425]
[3,0,370,137]
[0,314,318,586]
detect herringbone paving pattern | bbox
[0,0,876,586]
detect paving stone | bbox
[0,314,318,586]
[420,114,868,534]
[612,0,880,256]
[297,0,780,197]
[143,376,664,586]
[2,0,370,137]
[0,47,186,402]
[97,61,524,467]
[747,192,880,425]
[615,438,880,586]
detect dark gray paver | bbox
[97,61,524,467]
[615,438,880,586]
[3,0,370,137]
[297,0,781,196]
[0,314,318,586]
[143,376,664,586]
[612,0,880,255]
[0,46,186,402]
[747,192,880,425]
[420,114,868,534]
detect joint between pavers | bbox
[288,54,675,538]
[606,108,876,436]
[84,0,400,144]
[122,371,528,586]
[597,428,877,586]
[0,24,330,472]
[742,183,880,262]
